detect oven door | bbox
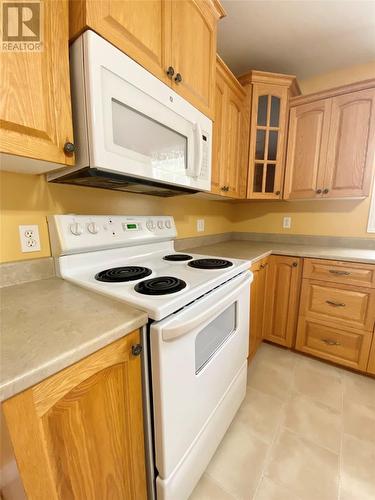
[150,271,252,499]
[81,31,212,191]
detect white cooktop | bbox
[48,215,250,320]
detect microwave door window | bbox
[112,99,188,176]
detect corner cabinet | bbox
[0,0,74,173]
[211,56,250,198]
[239,71,300,199]
[2,330,148,500]
[69,0,225,119]
[284,80,375,200]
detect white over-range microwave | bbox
[48,30,212,197]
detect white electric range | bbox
[48,214,253,500]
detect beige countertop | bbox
[0,278,148,401]
[185,240,375,264]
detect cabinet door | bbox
[70,0,172,85]
[170,0,217,118]
[0,0,74,168]
[2,331,147,500]
[284,99,331,199]
[323,88,375,198]
[211,66,227,195]
[247,84,288,199]
[263,255,302,347]
[225,85,245,197]
[248,258,268,359]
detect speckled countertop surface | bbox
[0,278,148,401]
[183,240,375,264]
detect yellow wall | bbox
[232,198,374,238]
[0,171,231,263]
[299,61,375,94]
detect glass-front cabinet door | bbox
[248,82,289,198]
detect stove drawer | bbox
[299,280,375,331]
[295,317,372,371]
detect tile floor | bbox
[189,343,375,500]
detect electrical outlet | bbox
[19,225,41,253]
[283,216,292,229]
[197,219,205,232]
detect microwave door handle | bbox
[193,122,203,178]
[162,274,251,341]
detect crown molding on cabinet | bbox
[290,78,375,106]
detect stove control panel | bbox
[48,215,177,255]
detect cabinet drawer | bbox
[295,317,372,371]
[303,259,375,288]
[299,280,375,331]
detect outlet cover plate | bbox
[197,219,205,232]
[19,225,41,252]
[283,216,292,229]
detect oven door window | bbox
[195,303,237,374]
[112,98,188,173]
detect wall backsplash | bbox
[0,171,232,263]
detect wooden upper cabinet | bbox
[170,0,218,118]
[2,331,147,500]
[211,65,227,194]
[69,0,172,85]
[284,99,331,200]
[0,0,74,172]
[285,80,375,200]
[70,0,225,118]
[263,255,302,347]
[211,56,250,198]
[323,88,375,198]
[239,71,300,200]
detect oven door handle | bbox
[162,273,252,341]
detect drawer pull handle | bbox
[326,300,346,307]
[329,270,350,276]
[322,338,341,346]
[260,263,268,269]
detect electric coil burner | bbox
[135,276,187,295]
[95,266,152,282]
[188,258,233,270]
[163,254,193,261]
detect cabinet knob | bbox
[316,189,322,194]
[131,344,143,356]
[323,188,329,194]
[166,66,175,78]
[174,73,182,83]
[63,142,75,154]
[220,186,229,192]
[275,190,280,195]
[292,262,298,267]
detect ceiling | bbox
[217,0,375,80]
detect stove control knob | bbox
[165,220,172,229]
[69,222,83,236]
[146,219,156,231]
[157,220,164,229]
[87,222,99,234]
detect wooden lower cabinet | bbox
[295,317,372,371]
[263,255,302,347]
[248,257,268,359]
[2,330,147,500]
[367,335,375,375]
